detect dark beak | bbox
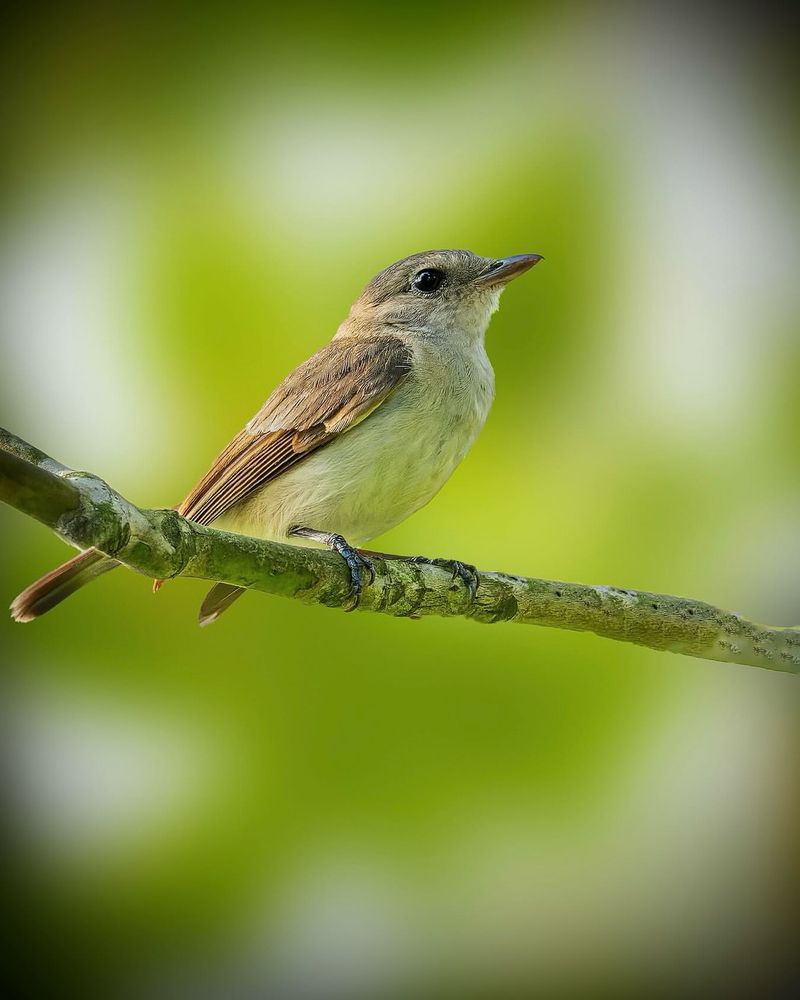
[475,253,543,286]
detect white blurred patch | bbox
[725,495,800,623]
[607,14,799,430]
[222,32,565,244]
[0,173,158,469]
[258,857,418,999]
[4,683,218,865]
[155,854,422,1000]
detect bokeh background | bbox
[1,2,798,996]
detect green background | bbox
[1,3,798,996]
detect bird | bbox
[11,248,542,625]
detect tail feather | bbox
[10,548,118,622]
[199,583,245,626]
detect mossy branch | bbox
[1,426,798,674]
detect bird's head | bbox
[340,249,542,344]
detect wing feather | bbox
[177,335,412,527]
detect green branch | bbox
[1,426,798,674]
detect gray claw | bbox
[329,534,375,611]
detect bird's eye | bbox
[412,268,445,293]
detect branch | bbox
[1,426,798,674]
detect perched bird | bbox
[11,249,541,625]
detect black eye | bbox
[412,268,445,293]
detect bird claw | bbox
[327,534,375,611]
[409,556,479,600]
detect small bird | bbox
[11,249,541,625]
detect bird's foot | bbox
[331,535,375,611]
[290,526,375,611]
[409,556,479,599]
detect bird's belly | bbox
[223,376,490,546]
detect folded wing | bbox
[178,335,413,527]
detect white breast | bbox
[224,338,495,546]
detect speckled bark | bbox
[1,427,798,674]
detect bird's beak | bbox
[475,253,543,286]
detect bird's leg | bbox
[290,526,375,611]
[358,549,479,600]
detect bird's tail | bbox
[10,548,119,622]
[199,583,245,626]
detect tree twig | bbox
[1,426,798,674]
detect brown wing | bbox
[177,335,413,527]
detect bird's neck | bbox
[336,290,502,349]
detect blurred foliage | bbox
[1,2,798,996]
